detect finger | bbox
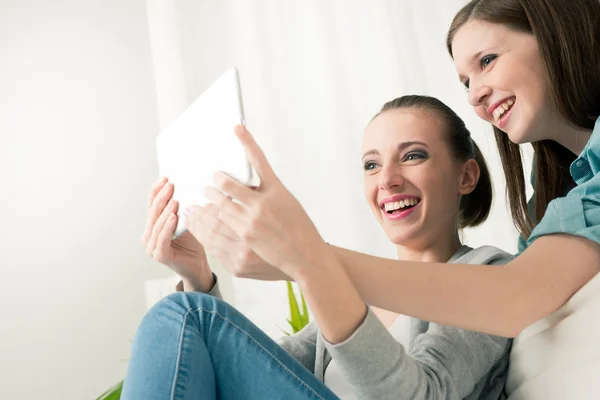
[205,204,239,240]
[147,199,177,254]
[185,204,239,241]
[207,231,247,257]
[147,177,168,208]
[154,212,177,264]
[212,171,257,206]
[204,186,247,218]
[187,207,245,257]
[189,196,248,243]
[142,182,174,244]
[234,125,277,184]
[204,235,248,273]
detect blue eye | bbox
[404,152,427,161]
[363,161,378,171]
[463,54,497,93]
[481,54,497,68]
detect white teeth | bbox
[493,98,515,122]
[383,198,419,212]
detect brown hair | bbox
[446,0,600,238]
[376,95,493,228]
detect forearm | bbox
[262,235,596,338]
[331,246,523,337]
[258,245,521,337]
[293,254,368,344]
[331,239,600,337]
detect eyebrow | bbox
[362,141,428,160]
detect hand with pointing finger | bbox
[186,125,336,282]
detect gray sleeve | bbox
[322,308,510,400]
[276,321,320,373]
[175,273,224,299]
[322,247,514,400]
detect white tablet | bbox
[156,67,252,239]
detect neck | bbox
[549,121,593,156]
[395,231,463,263]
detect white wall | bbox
[0,0,204,398]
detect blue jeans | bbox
[121,292,340,400]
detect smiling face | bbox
[451,19,559,144]
[362,108,475,248]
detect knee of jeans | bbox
[140,292,219,330]
[159,291,220,315]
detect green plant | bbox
[96,380,123,400]
[283,281,310,335]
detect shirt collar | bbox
[570,116,600,185]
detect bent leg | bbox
[121,292,338,400]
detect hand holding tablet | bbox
[156,67,252,239]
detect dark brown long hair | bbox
[376,95,493,229]
[446,0,600,238]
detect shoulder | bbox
[455,246,514,266]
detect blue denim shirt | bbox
[519,117,600,253]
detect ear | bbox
[458,159,480,195]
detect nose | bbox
[468,78,492,107]
[379,164,405,191]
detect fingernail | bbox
[212,171,224,183]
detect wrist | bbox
[292,247,345,287]
[181,268,215,293]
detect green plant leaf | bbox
[287,282,302,333]
[97,380,123,400]
[287,318,301,333]
[283,281,310,335]
[278,325,292,336]
[300,291,309,326]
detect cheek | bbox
[474,105,489,121]
[426,172,461,210]
[363,177,378,207]
[522,75,549,110]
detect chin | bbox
[502,110,543,144]
[495,117,532,144]
[505,129,529,144]
[384,225,421,246]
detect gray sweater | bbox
[200,245,513,400]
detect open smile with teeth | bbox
[492,98,515,122]
[382,198,421,214]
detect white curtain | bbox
[145,0,528,337]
